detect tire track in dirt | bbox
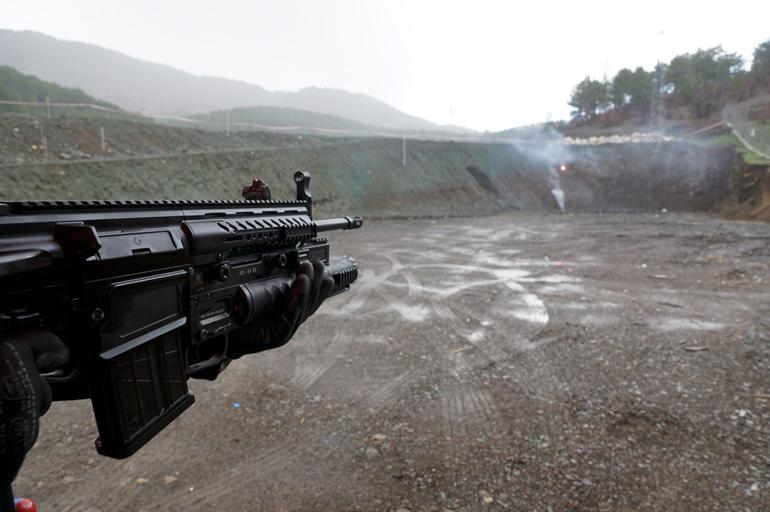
[58,442,177,512]
[327,253,405,317]
[289,329,351,391]
[150,429,332,511]
[449,354,501,430]
[365,368,420,411]
[340,227,532,450]
[432,301,456,319]
[436,378,502,453]
[319,227,542,458]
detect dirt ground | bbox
[14,212,770,511]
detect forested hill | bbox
[0,65,119,114]
[567,38,770,125]
[0,29,445,131]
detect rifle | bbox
[0,172,362,458]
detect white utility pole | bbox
[45,96,51,119]
[100,126,106,152]
[39,122,47,160]
[402,133,406,167]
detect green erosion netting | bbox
[723,97,770,162]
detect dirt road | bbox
[15,213,770,511]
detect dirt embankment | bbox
[0,115,764,221]
[721,157,770,222]
[559,143,734,213]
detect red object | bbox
[14,498,37,512]
[242,178,270,200]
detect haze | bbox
[2,0,768,131]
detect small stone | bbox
[364,447,380,460]
[136,477,149,485]
[371,433,387,443]
[62,475,76,484]
[163,475,177,485]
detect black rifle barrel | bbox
[315,216,363,232]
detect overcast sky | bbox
[3,0,769,131]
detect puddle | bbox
[652,318,726,331]
[467,331,485,343]
[492,268,532,281]
[391,303,430,322]
[511,295,549,324]
[539,283,586,295]
[512,308,549,324]
[560,301,620,311]
[520,274,581,283]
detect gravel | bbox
[14,212,770,511]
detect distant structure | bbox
[650,63,667,126]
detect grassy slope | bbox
[0,65,120,114]
[700,129,770,165]
[189,105,380,133]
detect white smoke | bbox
[550,187,565,211]
[502,125,573,212]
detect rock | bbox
[365,447,380,460]
[163,475,177,485]
[371,433,387,443]
[135,477,149,485]
[62,475,77,484]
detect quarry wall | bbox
[0,135,743,219]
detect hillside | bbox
[189,105,380,133]
[0,65,120,114]
[264,87,437,131]
[0,29,443,131]
[1,115,756,220]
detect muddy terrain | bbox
[14,212,770,511]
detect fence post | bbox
[402,133,406,167]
